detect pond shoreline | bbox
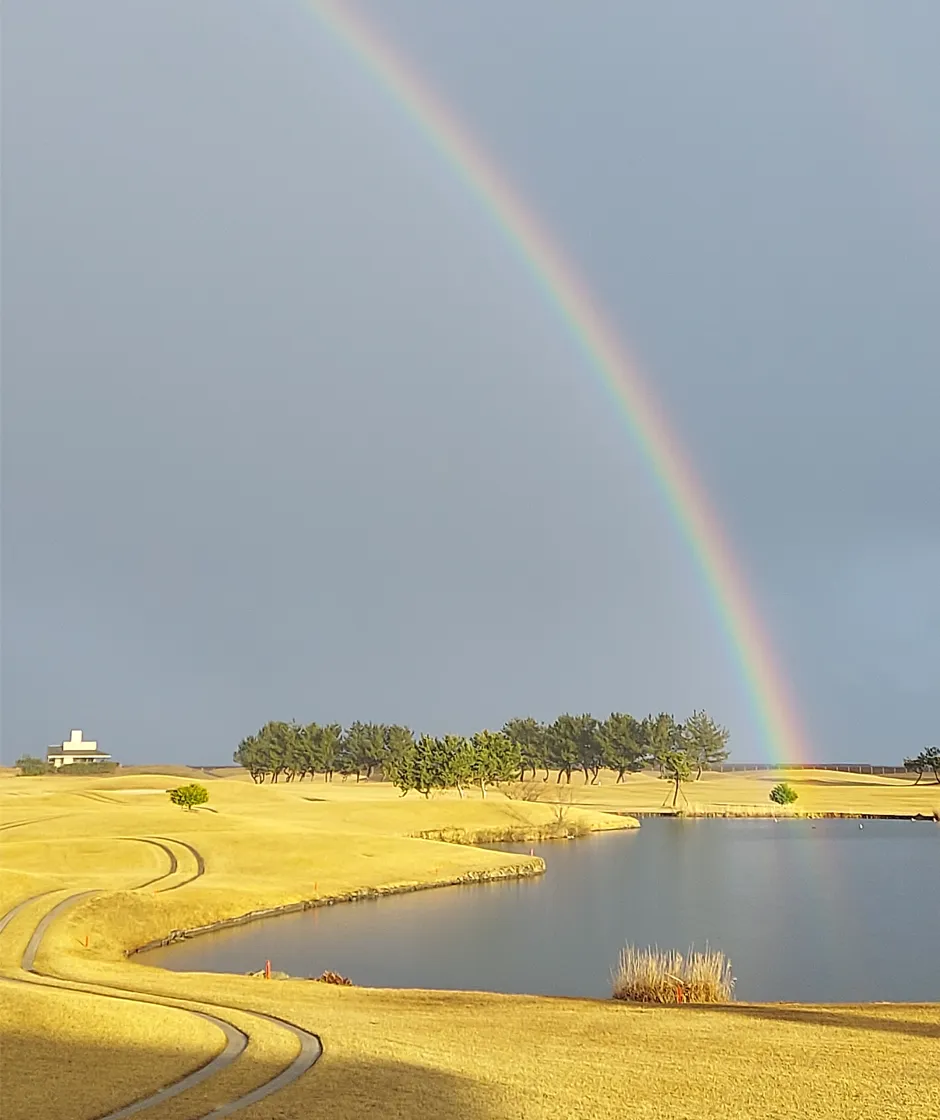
[140,818,940,1003]
[617,810,938,820]
[130,858,545,956]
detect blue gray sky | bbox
[3,2,937,764]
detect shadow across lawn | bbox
[0,1018,503,1120]
[695,1003,940,1040]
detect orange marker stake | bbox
[265,959,271,980]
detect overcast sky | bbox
[3,2,937,765]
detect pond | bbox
[144,818,940,1002]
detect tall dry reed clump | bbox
[612,945,734,1003]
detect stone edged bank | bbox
[130,859,546,956]
[619,810,939,821]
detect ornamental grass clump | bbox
[612,945,734,1004]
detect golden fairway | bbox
[1,768,937,1119]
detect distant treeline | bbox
[234,711,730,798]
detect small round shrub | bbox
[168,783,209,810]
[769,782,798,805]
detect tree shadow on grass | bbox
[694,1003,940,1040]
[0,1011,503,1120]
[302,1054,502,1120]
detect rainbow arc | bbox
[305,1,811,764]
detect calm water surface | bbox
[146,819,939,1001]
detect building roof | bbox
[46,749,112,758]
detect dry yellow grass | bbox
[1,768,937,1119]
[0,977,222,1120]
[22,961,939,1120]
[538,767,940,817]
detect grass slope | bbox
[1,769,937,1119]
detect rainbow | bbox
[303,1,811,764]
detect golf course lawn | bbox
[1,768,937,1119]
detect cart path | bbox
[0,839,322,1119]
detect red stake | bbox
[264,959,271,980]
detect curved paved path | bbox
[1,837,322,1119]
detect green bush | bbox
[53,762,120,776]
[168,783,209,811]
[769,782,798,805]
[15,755,51,776]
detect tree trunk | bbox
[672,773,680,807]
[542,766,550,781]
[617,768,626,783]
[456,782,464,798]
[480,778,487,799]
[556,769,563,783]
[581,765,590,784]
[915,771,923,784]
[591,766,600,785]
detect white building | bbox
[46,729,112,769]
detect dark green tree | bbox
[296,722,325,781]
[384,725,415,781]
[438,735,474,797]
[281,722,305,782]
[658,749,693,808]
[681,710,730,779]
[469,730,520,797]
[502,717,549,780]
[411,735,440,798]
[234,734,267,782]
[573,714,603,784]
[340,722,374,781]
[548,714,584,784]
[904,746,940,784]
[361,723,389,780]
[599,713,646,782]
[384,732,436,798]
[315,723,343,782]
[643,713,682,776]
[259,721,297,782]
